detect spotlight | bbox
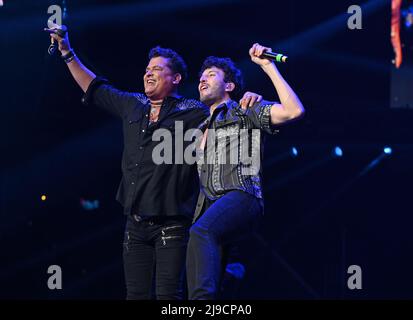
[41,195,47,201]
[402,6,413,29]
[334,146,343,157]
[291,147,298,157]
[384,147,392,155]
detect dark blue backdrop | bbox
[1,0,412,299]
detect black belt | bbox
[132,214,190,225]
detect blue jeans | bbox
[123,215,190,300]
[186,190,263,300]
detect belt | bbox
[133,214,154,225]
[132,214,190,225]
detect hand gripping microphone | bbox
[44,25,67,55]
[261,51,288,63]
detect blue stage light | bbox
[334,146,343,157]
[291,147,298,157]
[384,147,392,155]
[402,6,413,29]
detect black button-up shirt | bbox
[82,77,209,219]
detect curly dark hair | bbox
[199,56,244,99]
[148,46,188,83]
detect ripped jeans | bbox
[123,214,190,300]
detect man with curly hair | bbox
[186,43,305,300]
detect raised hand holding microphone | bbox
[249,43,288,66]
[44,23,72,57]
[248,42,304,124]
[249,43,274,67]
[43,23,96,92]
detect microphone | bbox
[261,51,288,63]
[44,25,67,55]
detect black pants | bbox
[186,190,263,300]
[123,215,190,300]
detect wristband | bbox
[61,50,76,63]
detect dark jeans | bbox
[123,214,190,300]
[186,190,263,300]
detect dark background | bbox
[1,0,412,299]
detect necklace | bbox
[149,106,160,123]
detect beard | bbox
[200,94,216,107]
[200,87,225,107]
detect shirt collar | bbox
[144,94,183,105]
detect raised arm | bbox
[46,24,96,92]
[249,43,305,125]
[45,24,142,118]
